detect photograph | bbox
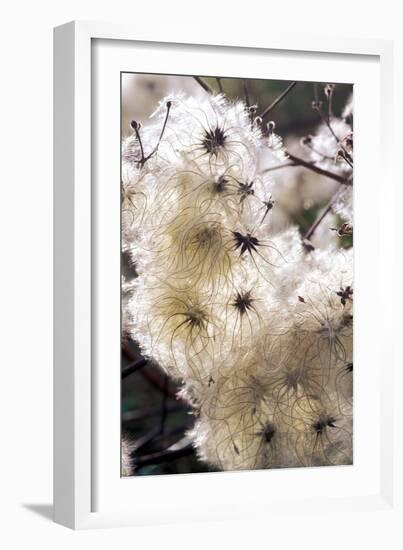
[120,73,354,477]
[0,0,398,542]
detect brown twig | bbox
[122,345,180,400]
[287,153,351,185]
[260,81,297,120]
[122,358,148,379]
[193,76,213,94]
[122,404,183,423]
[134,444,194,469]
[261,161,298,173]
[304,186,342,240]
[312,88,353,165]
[261,154,351,185]
[244,82,250,110]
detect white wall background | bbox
[0,0,401,547]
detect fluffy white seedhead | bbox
[342,94,353,122]
[308,119,352,175]
[186,245,353,471]
[121,276,135,340]
[121,436,135,476]
[266,121,288,162]
[333,185,353,224]
[259,135,342,246]
[306,95,354,224]
[123,90,353,472]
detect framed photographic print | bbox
[54,21,397,530]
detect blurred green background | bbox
[203,77,352,136]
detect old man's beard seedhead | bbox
[122,90,353,472]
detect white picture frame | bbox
[54,20,398,530]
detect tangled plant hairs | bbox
[121,75,353,476]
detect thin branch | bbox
[131,427,160,452]
[244,82,250,109]
[304,186,342,240]
[302,138,335,161]
[130,121,145,164]
[122,403,183,423]
[122,345,181,400]
[338,149,354,169]
[261,154,351,185]
[193,76,213,94]
[122,358,148,379]
[317,104,341,144]
[261,162,297,174]
[327,87,334,120]
[216,77,223,93]
[260,81,297,120]
[287,153,351,185]
[146,101,172,160]
[130,102,172,168]
[134,444,194,469]
[312,89,353,165]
